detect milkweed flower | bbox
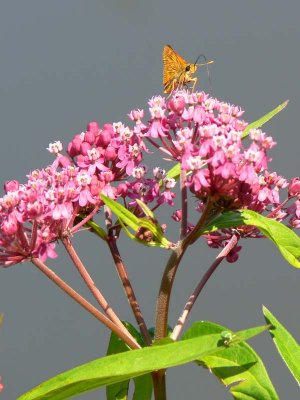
[0,90,298,266]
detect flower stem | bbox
[180,167,188,239]
[155,199,213,341]
[62,237,125,332]
[171,234,239,340]
[155,244,184,340]
[70,205,100,234]
[107,237,152,346]
[152,370,166,400]
[267,197,290,218]
[31,257,140,349]
[182,198,213,250]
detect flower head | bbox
[0,90,297,266]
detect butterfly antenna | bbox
[194,54,213,93]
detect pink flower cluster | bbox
[137,92,282,211]
[0,90,299,266]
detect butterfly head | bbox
[185,64,197,74]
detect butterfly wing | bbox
[163,45,188,93]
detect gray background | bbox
[0,1,299,399]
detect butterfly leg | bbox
[190,77,197,92]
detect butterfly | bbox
[162,45,214,94]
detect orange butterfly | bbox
[162,45,214,94]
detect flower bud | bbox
[86,121,99,133]
[4,180,19,193]
[288,177,300,197]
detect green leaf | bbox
[263,306,300,386]
[135,199,155,219]
[165,163,181,181]
[0,313,3,327]
[132,374,152,400]
[85,219,107,240]
[202,211,245,233]
[102,195,171,249]
[202,210,300,268]
[106,322,152,400]
[101,195,140,232]
[242,100,289,139]
[162,162,192,186]
[182,322,269,347]
[18,324,260,400]
[242,210,300,268]
[18,323,261,400]
[147,325,173,340]
[183,321,279,400]
[107,383,129,400]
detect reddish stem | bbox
[107,237,152,346]
[182,198,213,249]
[180,167,188,239]
[31,257,140,349]
[267,197,290,218]
[155,200,213,341]
[152,370,166,400]
[70,205,100,234]
[155,244,184,340]
[171,234,239,340]
[62,237,126,332]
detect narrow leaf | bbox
[132,374,152,400]
[241,210,300,268]
[106,322,152,400]
[118,216,171,249]
[135,199,155,219]
[18,324,261,400]
[202,210,300,268]
[163,162,192,185]
[137,218,171,248]
[85,219,107,240]
[101,195,140,231]
[183,321,279,400]
[263,306,300,386]
[165,163,180,181]
[18,322,268,400]
[103,195,171,248]
[242,100,289,138]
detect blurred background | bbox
[0,1,299,398]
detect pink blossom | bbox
[0,89,298,268]
[172,209,182,222]
[37,242,58,262]
[288,177,300,197]
[168,95,185,114]
[128,109,144,122]
[4,180,20,192]
[86,121,100,133]
[47,141,63,155]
